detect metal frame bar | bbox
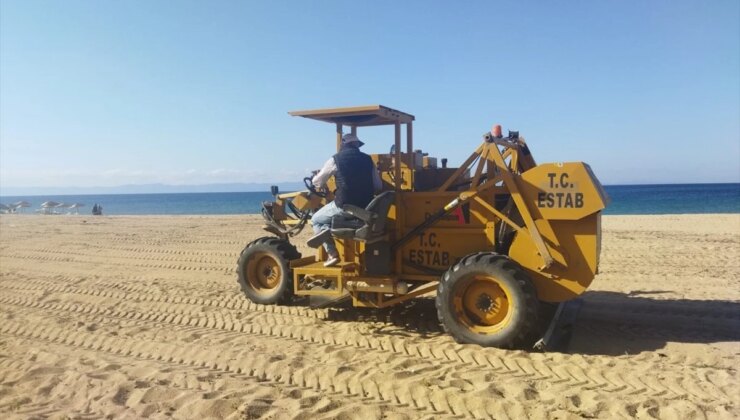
[488,142,554,268]
[406,122,414,188]
[354,283,439,308]
[393,122,403,277]
[436,144,484,192]
[471,145,489,188]
[336,123,343,151]
[405,136,555,269]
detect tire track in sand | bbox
[2,273,737,370]
[0,252,235,274]
[0,313,474,419]
[0,292,732,406]
[4,272,738,345]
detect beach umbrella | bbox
[8,201,31,213]
[69,203,85,214]
[11,201,30,208]
[39,201,61,215]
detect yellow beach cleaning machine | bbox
[237,105,608,349]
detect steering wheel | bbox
[303,176,327,197]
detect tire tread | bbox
[436,252,538,349]
[236,236,300,304]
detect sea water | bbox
[1,183,738,216]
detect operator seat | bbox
[307,191,395,247]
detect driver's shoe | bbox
[323,254,340,267]
[307,229,332,249]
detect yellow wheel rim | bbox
[246,252,282,292]
[452,275,512,334]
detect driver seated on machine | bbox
[309,133,382,267]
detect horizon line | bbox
[1,181,739,198]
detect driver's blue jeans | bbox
[311,201,346,256]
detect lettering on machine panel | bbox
[407,232,451,267]
[537,172,584,209]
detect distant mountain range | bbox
[0,182,305,197]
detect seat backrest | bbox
[365,191,395,234]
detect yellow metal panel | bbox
[289,256,317,268]
[509,161,606,301]
[290,193,321,212]
[518,162,608,220]
[400,192,460,226]
[509,212,602,302]
[379,168,412,191]
[399,227,492,274]
[276,191,306,198]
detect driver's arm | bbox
[312,157,336,189]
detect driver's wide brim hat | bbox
[341,133,365,147]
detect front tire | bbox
[237,237,300,304]
[436,252,538,348]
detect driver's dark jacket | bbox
[332,146,375,208]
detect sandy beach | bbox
[0,213,737,419]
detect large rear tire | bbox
[237,236,300,305]
[436,252,539,348]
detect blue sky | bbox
[1,0,738,192]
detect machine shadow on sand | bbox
[318,291,740,356]
[570,290,740,356]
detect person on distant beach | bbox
[92,204,98,215]
[308,133,382,267]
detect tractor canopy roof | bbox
[289,105,414,127]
